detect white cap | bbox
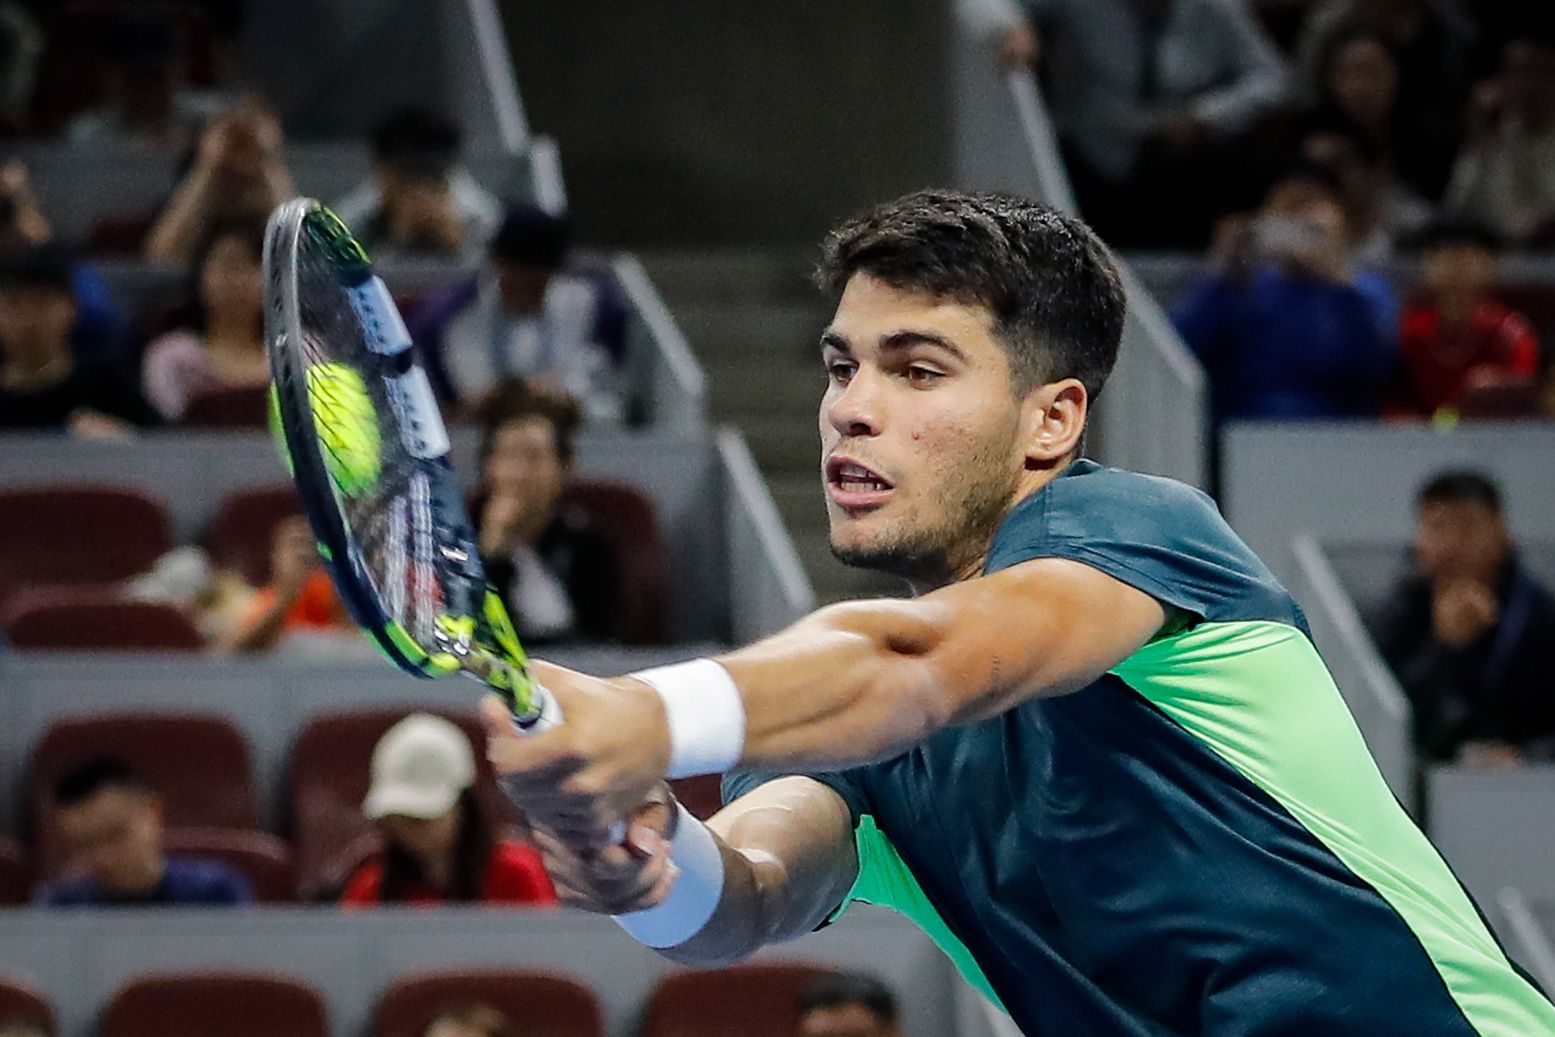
[361,713,476,821]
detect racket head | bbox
[263,198,539,718]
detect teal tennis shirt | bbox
[725,459,1555,1036]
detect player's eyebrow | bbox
[819,329,970,364]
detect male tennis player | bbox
[485,190,1555,1035]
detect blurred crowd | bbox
[972,0,1555,425]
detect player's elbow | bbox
[816,601,959,753]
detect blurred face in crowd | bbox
[821,274,1039,587]
[199,233,263,329]
[0,283,75,361]
[1500,41,1555,124]
[53,785,165,895]
[1422,241,1498,303]
[799,1004,899,1037]
[483,415,568,536]
[1257,180,1350,270]
[496,260,556,315]
[1415,500,1510,585]
[1327,36,1399,129]
[380,806,462,867]
[424,1023,483,1037]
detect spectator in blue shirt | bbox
[32,757,251,907]
[1173,166,1399,425]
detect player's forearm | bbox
[712,599,992,771]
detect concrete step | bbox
[637,249,819,304]
[674,300,831,362]
[737,414,822,475]
[794,531,909,603]
[704,357,825,419]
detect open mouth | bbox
[825,456,894,509]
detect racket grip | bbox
[506,684,627,845]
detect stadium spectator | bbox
[33,757,252,907]
[798,973,901,1037]
[141,217,267,421]
[0,1016,50,1037]
[1295,0,1473,160]
[0,245,153,434]
[1297,128,1431,263]
[1391,222,1541,419]
[1173,168,1398,424]
[0,162,121,361]
[143,98,293,263]
[332,107,501,260]
[1444,35,1555,246]
[0,2,42,135]
[340,714,556,907]
[972,0,1288,247]
[413,204,624,421]
[63,12,222,151]
[1374,471,1555,765]
[421,1003,516,1037]
[1302,26,1456,208]
[215,515,358,655]
[474,390,623,645]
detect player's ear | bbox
[1019,378,1087,466]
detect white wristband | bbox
[613,802,725,948]
[629,658,746,779]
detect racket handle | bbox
[507,684,627,845]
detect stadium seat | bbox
[162,828,296,903]
[100,972,328,1037]
[2,587,204,651]
[0,485,173,609]
[373,969,602,1037]
[288,708,512,899]
[641,963,836,1037]
[204,485,302,586]
[560,480,668,644]
[28,712,259,875]
[669,775,724,822]
[0,837,30,906]
[181,385,272,429]
[0,975,52,1032]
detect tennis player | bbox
[486,190,1555,1035]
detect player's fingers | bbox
[479,694,520,741]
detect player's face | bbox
[819,275,1031,587]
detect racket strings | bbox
[290,235,451,647]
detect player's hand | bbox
[526,786,680,913]
[481,667,672,845]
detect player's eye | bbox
[906,365,945,386]
[827,361,857,384]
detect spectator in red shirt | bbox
[1393,221,1541,419]
[340,713,556,908]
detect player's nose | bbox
[825,367,885,438]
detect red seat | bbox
[0,836,30,906]
[373,970,601,1037]
[181,385,272,429]
[0,485,173,610]
[204,485,301,587]
[670,775,724,822]
[641,964,836,1037]
[2,587,204,651]
[288,708,513,899]
[29,712,258,876]
[101,972,327,1037]
[560,480,668,645]
[162,828,295,903]
[0,976,52,1033]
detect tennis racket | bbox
[263,197,559,732]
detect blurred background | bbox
[0,2,1552,1035]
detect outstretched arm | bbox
[497,557,1165,834]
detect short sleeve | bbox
[985,462,1303,629]
[721,768,870,829]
